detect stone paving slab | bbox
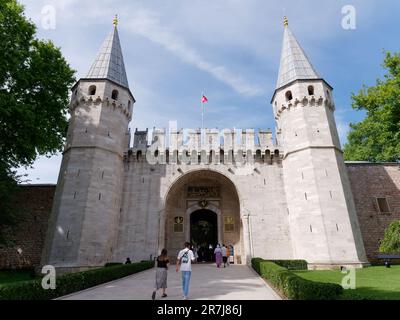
[60,264,281,300]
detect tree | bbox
[343,52,400,162]
[379,220,400,254]
[0,0,75,234]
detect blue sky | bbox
[17,0,400,184]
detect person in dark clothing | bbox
[198,246,205,262]
[152,249,170,300]
[125,257,132,264]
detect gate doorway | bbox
[190,209,218,262]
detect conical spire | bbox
[86,16,129,89]
[276,17,320,89]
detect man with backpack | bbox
[176,242,195,300]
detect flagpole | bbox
[201,91,204,131]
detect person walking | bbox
[214,244,222,268]
[152,249,169,300]
[193,245,199,263]
[208,244,214,262]
[221,244,228,268]
[198,246,205,263]
[226,245,231,266]
[176,242,195,300]
[229,245,235,264]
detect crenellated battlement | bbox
[274,95,335,120]
[69,93,133,121]
[125,128,283,165]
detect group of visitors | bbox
[192,243,234,265]
[213,244,234,268]
[151,242,235,300]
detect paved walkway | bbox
[60,264,281,300]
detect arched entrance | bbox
[190,209,218,262]
[162,169,243,264]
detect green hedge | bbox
[270,260,308,270]
[0,261,154,300]
[252,258,343,300]
[104,262,123,267]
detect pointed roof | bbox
[276,18,320,89]
[86,18,129,89]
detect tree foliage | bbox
[0,0,75,233]
[379,220,400,254]
[344,52,400,162]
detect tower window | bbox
[285,90,293,101]
[376,198,390,214]
[112,90,119,100]
[88,85,96,95]
[128,100,131,112]
[308,86,314,96]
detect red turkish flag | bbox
[201,95,208,103]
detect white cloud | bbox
[124,9,264,97]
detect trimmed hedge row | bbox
[0,261,154,300]
[252,258,343,300]
[104,263,124,267]
[270,260,308,270]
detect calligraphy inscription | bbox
[187,186,220,198]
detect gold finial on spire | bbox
[283,16,289,27]
[113,14,118,27]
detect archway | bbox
[162,169,243,264]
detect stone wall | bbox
[2,163,399,270]
[347,163,400,264]
[0,185,55,269]
[116,158,293,265]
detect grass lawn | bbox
[0,270,37,285]
[293,266,400,300]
